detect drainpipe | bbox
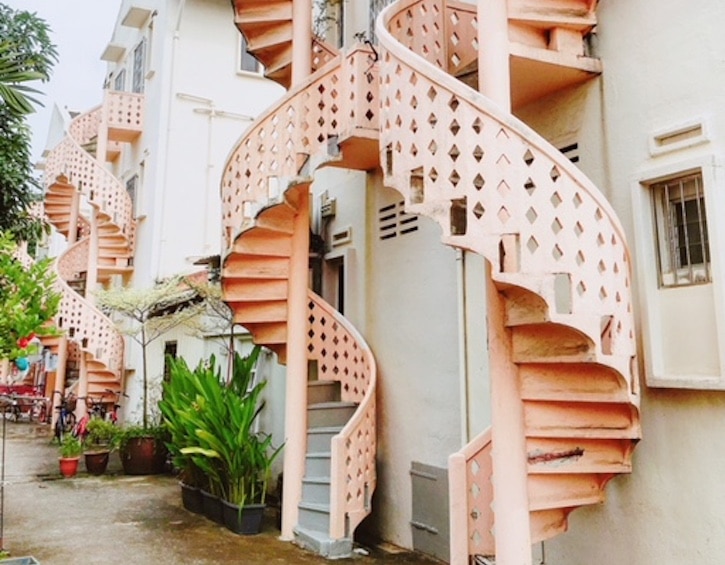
[456,249,469,444]
[478,1,532,564]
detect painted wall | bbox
[516,1,725,562]
[98,0,285,424]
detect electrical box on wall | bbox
[321,197,336,218]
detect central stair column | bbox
[292,0,312,84]
[479,1,532,563]
[281,188,311,540]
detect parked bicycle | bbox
[52,390,77,443]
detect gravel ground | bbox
[0,419,441,565]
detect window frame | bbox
[237,34,262,75]
[114,69,126,92]
[132,39,146,93]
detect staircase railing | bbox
[55,239,124,380]
[448,430,494,560]
[221,46,379,250]
[306,291,377,539]
[378,0,636,378]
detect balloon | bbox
[14,357,29,371]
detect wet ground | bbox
[0,419,441,564]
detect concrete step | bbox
[307,380,341,405]
[307,401,356,429]
[305,452,331,477]
[293,525,353,559]
[298,501,330,532]
[306,426,342,453]
[301,476,331,506]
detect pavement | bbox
[0,419,441,565]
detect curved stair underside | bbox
[43,92,142,403]
[377,0,639,560]
[220,25,379,553]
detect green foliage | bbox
[159,347,282,506]
[0,4,57,241]
[59,434,82,459]
[84,418,119,452]
[117,422,168,450]
[0,233,60,360]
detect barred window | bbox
[114,69,126,92]
[132,39,145,93]
[652,172,710,287]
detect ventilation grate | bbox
[559,142,579,164]
[378,201,419,240]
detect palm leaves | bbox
[0,41,44,116]
[160,348,283,505]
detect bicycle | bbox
[52,391,77,443]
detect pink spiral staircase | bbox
[225,0,639,561]
[43,91,143,406]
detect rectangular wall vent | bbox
[559,142,579,164]
[378,200,419,240]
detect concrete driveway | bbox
[0,420,440,565]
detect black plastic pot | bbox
[180,482,204,514]
[222,501,265,535]
[201,489,225,525]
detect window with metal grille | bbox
[378,201,418,240]
[114,69,126,92]
[652,172,710,287]
[132,39,145,93]
[239,34,261,74]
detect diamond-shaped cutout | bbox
[577,281,586,295]
[428,140,438,154]
[473,202,485,219]
[451,32,460,46]
[410,144,418,156]
[410,95,418,109]
[409,72,418,86]
[573,193,583,208]
[497,180,510,196]
[448,144,460,162]
[526,207,538,224]
[498,206,510,223]
[450,53,461,66]
[473,145,484,162]
[427,86,437,101]
[449,170,460,186]
[429,168,438,182]
[550,192,562,207]
[616,291,622,303]
[550,165,561,182]
[428,113,438,127]
[576,251,585,266]
[552,218,563,234]
[472,117,483,134]
[410,119,418,133]
[473,174,485,190]
[552,244,563,260]
[524,178,536,193]
[595,208,604,221]
[598,260,606,273]
[527,236,539,253]
[597,233,605,246]
[448,95,459,111]
[574,221,584,237]
[523,149,534,165]
[449,119,460,135]
[599,286,608,300]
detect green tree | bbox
[0,233,60,360]
[95,278,208,428]
[0,3,58,243]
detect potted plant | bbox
[83,418,118,475]
[58,435,82,478]
[117,423,168,475]
[166,348,282,535]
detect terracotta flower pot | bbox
[59,456,80,478]
[84,450,110,475]
[120,437,166,475]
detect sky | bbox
[4,0,122,162]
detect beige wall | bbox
[518,0,725,562]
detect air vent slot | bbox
[378,201,419,241]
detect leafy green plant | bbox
[83,419,119,452]
[59,435,82,459]
[117,423,168,451]
[159,347,282,506]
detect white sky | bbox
[4,0,122,162]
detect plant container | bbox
[222,501,265,535]
[84,450,110,475]
[200,489,225,525]
[180,482,204,514]
[120,437,166,475]
[58,456,80,478]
